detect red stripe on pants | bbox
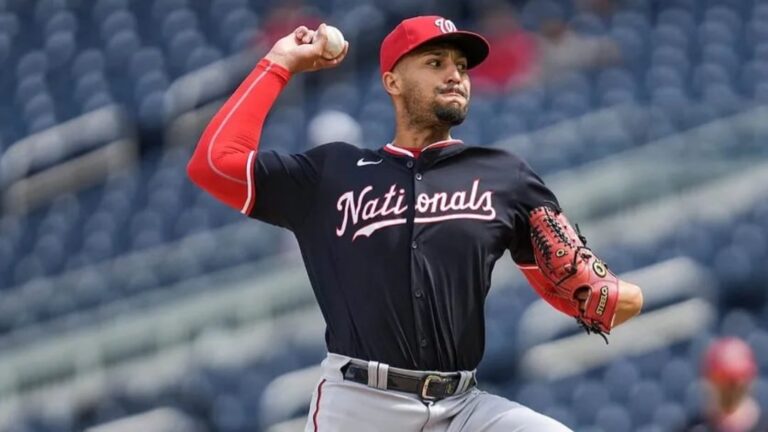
[313,379,327,431]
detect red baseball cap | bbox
[380,16,490,75]
[703,337,757,384]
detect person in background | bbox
[687,337,764,432]
[535,6,620,81]
[470,0,540,93]
[254,0,323,52]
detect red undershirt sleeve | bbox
[186,58,292,215]
[506,155,577,316]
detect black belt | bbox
[341,362,476,401]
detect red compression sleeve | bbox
[519,264,580,317]
[186,58,292,214]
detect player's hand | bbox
[576,288,589,314]
[577,281,642,326]
[264,23,349,74]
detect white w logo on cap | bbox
[434,18,457,34]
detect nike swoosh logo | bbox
[357,158,383,166]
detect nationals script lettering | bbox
[336,179,496,240]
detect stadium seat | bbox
[44,32,76,68]
[151,0,188,22]
[542,405,577,430]
[650,46,690,75]
[16,51,49,78]
[0,11,21,38]
[754,2,768,20]
[104,31,142,68]
[217,8,258,54]
[645,66,684,92]
[101,9,137,40]
[705,6,743,30]
[161,9,198,42]
[512,382,556,414]
[44,10,77,37]
[71,50,106,83]
[661,358,697,401]
[184,46,223,72]
[210,0,250,26]
[651,24,689,52]
[747,330,768,372]
[594,404,632,432]
[612,11,651,35]
[33,0,67,24]
[571,380,610,425]
[570,12,606,36]
[658,9,696,37]
[167,29,206,70]
[698,21,736,47]
[92,0,128,23]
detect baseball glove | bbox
[529,206,620,341]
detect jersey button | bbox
[411,241,418,249]
[414,290,424,298]
[420,338,428,347]
[406,160,414,168]
[415,173,423,181]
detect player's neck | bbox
[712,397,760,430]
[391,125,452,151]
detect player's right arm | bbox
[186,24,349,215]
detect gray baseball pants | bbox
[304,353,573,432]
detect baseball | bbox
[318,25,345,59]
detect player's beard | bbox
[433,101,467,126]
[402,82,468,128]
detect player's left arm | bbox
[506,154,642,338]
[603,281,643,328]
[521,207,643,337]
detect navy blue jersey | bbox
[250,140,560,371]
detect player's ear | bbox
[382,71,402,96]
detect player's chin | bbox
[434,104,467,126]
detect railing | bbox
[0,105,137,214]
[0,304,323,427]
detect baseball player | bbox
[687,338,764,431]
[187,16,644,432]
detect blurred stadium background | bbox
[1,0,767,431]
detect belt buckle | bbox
[420,374,448,401]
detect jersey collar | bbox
[382,139,464,158]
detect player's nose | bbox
[444,62,462,84]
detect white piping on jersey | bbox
[240,150,257,214]
[384,139,463,157]
[423,138,463,150]
[384,144,415,157]
[207,62,274,185]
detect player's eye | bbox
[427,59,441,67]
[457,63,468,72]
